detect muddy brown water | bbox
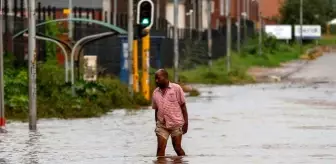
[1,82,336,164]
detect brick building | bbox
[208,0,284,29]
[35,0,285,30]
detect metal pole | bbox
[70,32,115,95]
[132,39,139,92]
[68,0,73,39]
[156,0,160,30]
[24,33,70,82]
[198,0,203,38]
[258,0,262,56]
[225,0,231,72]
[207,0,212,67]
[113,0,117,25]
[300,0,303,55]
[141,34,150,100]
[28,0,37,131]
[0,0,6,133]
[247,0,249,19]
[127,0,134,96]
[173,0,179,82]
[243,0,247,45]
[192,0,196,30]
[190,13,192,38]
[237,0,241,53]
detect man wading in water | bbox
[152,69,189,156]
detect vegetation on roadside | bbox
[5,21,150,121]
[4,53,150,121]
[175,34,314,85]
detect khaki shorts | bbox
[155,121,183,140]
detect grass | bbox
[175,42,316,85]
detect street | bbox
[1,54,336,164]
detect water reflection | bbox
[2,83,336,163]
[153,156,188,164]
[0,158,8,164]
[23,132,41,164]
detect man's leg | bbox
[171,134,185,156]
[156,135,168,156]
[155,123,169,157]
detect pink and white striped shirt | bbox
[152,82,186,129]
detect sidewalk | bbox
[248,60,309,83]
[287,52,336,83]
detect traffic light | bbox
[137,0,154,30]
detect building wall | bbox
[260,0,284,20]
[208,0,283,29]
[165,2,186,28]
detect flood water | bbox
[1,82,336,164]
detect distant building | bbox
[34,0,285,30]
[37,0,103,8]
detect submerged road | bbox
[1,53,336,164]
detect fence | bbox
[2,0,256,78]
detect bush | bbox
[4,55,150,121]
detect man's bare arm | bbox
[181,103,188,134]
[155,109,158,123]
[181,103,188,124]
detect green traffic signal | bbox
[141,18,150,25]
[137,0,154,29]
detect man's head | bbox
[155,69,169,88]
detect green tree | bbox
[279,0,336,32]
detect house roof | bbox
[37,0,103,8]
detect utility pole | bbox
[128,0,134,96]
[207,0,212,67]
[300,0,303,55]
[243,0,247,45]
[28,0,37,131]
[225,0,231,72]
[192,0,196,31]
[198,0,203,39]
[0,0,6,133]
[113,0,117,25]
[173,0,179,82]
[258,0,262,56]
[156,0,160,30]
[247,0,249,19]
[237,0,241,53]
[68,0,73,39]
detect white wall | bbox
[202,0,208,29]
[102,0,111,23]
[201,0,214,30]
[165,2,186,28]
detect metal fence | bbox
[2,0,256,77]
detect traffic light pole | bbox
[128,0,134,96]
[136,0,154,101]
[141,33,150,100]
[132,39,139,92]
